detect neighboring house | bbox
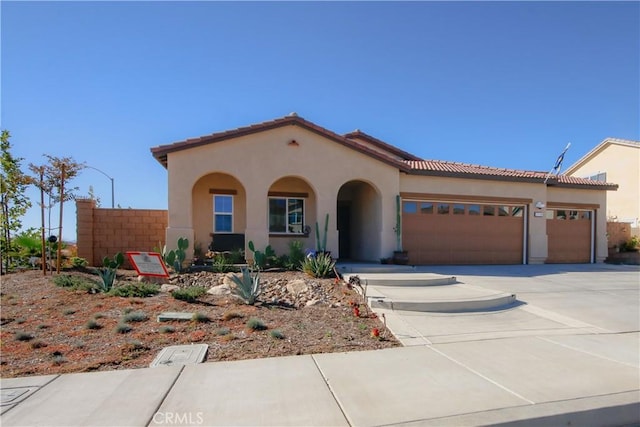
[564,138,640,236]
[151,114,617,265]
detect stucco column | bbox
[316,194,338,256]
[244,186,269,262]
[165,168,194,255]
[528,187,549,264]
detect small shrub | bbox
[85,319,102,330]
[222,311,243,321]
[73,339,86,348]
[15,331,34,341]
[216,327,230,336]
[270,329,285,339]
[159,325,175,334]
[109,283,160,298]
[246,317,267,331]
[93,313,105,319]
[221,333,236,342]
[172,286,207,303]
[114,322,132,334]
[36,324,50,329]
[123,307,135,314]
[211,254,232,273]
[63,308,76,315]
[229,267,261,305]
[122,310,148,323]
[301,252,335,278]
[53,274,99,292]
[31,340,47,349]
[70,257,88,268]
[287,240,305,270]
[15,317,25,324]
[192,312,210,323]
[51,354,66,365]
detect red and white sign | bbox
[126,252,169,278]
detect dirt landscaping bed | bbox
[0,269,399,378]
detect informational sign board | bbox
[126,252,170,278]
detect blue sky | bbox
[2,1,638,242]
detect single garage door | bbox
[546,209,593,263]
[402,200,525,265]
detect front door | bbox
[337,202,351,259]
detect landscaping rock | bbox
[287,279,309,296]
[207,284,230,296]
[160,284,180,293]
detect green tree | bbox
[0,130,33,274]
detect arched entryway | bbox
[192,172,246,255]
[337,180,381,261]
[267,176,317,256]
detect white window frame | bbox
[213,194,233,233]
[268,197,305,234]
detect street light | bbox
[85,165,115,208]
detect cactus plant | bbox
[247,241,275,270]
[229,266,261,305]
[95,252,124,292]
[315,213,329,253]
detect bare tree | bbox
[41,155,84,273]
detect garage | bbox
[402,198,527,265]
[546,206,594,263]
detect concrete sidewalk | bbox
[2,264,639,426]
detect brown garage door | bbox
[546,209,592,263]
[402,201,525,265]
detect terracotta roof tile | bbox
[405,159,617,189]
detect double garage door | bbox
[402,199,526,265]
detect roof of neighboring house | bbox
[151,114,618,190]
[564,137,640,175]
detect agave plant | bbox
[229,267,261,305]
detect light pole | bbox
[85,165,115,208]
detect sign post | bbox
[126,252,170,278]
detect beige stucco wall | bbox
[165,126,400,261]
[162,125,612,265]
[568,143,639,228]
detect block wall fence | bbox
[76,198,168,268]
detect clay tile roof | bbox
[343,130,422,161]
[405,159,618,189]
[150,115,617,190]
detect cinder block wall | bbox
[76,198,168,267]
[606,222,631,248]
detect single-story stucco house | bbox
[150,114,617,265]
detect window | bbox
[453,204,465,215]
[483,205,495,216]
[468,204,481,215]
[580,211,591,220]
[546,210,554,219]
[512,206,524,217]
[213,195,233,232]
[437,203,450,214]
[269,198,304,233]
[420,202,433,214]
[403,201,417,214]
[498,206,509,216]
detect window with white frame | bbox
[269,197,304,233]
[213,195,233,233]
